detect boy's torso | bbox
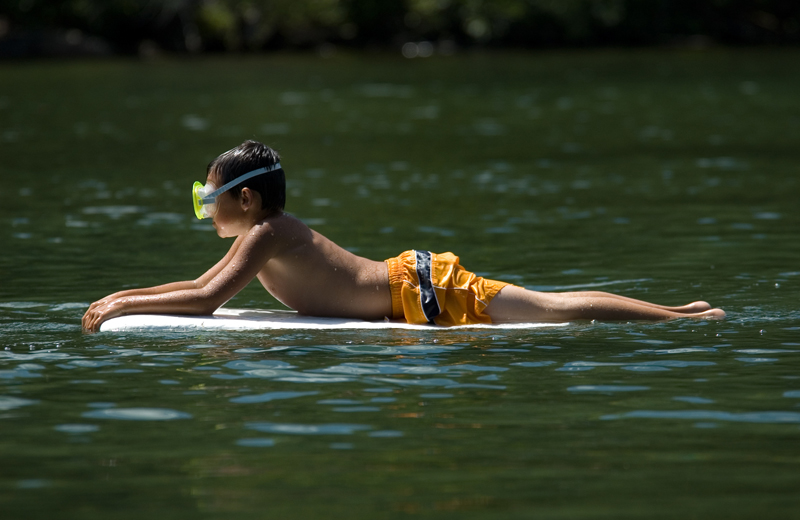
[249,214,393,320]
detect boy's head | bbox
[208,140,285,214]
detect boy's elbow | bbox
[194,288,226,315]
[197,301,221,315]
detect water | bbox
[2,50,800,518]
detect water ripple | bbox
[230,391,318,404]
[82,408,192,421]
[54,424,100,433]
[569,385,649,393]
[602,410,800,424]
[245,422,372,435]
[673,396,715,404]
[236,438,275,447]
[0,396,39,411]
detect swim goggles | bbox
[192,163,282,219]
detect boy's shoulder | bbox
[247,212,311,240]
[234,212,313,260]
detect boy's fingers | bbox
[83,300,117,332]
[82,309,101,332]
[92,312,102,331]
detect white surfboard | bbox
[99,307,567,332]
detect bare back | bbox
[251,213,392,320]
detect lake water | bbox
[2,50,799,518]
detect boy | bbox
[82,141,725,332]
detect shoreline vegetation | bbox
[1,0,799,59]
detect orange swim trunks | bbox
[384,250,510,326]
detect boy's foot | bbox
[680,301,712,313]
[693,308,726,319]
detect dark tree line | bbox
[1,0,798,57]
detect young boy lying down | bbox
[81,140,725,332]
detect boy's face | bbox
[207,171,245,238]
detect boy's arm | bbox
[86,236,245,308]
[83,234,267,331]
[84,237,243,314]
[87,281,198,306]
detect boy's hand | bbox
[82,298,125,333]
[86,291,127,312]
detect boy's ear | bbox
[240,187,254,210]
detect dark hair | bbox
[207,140,285,213]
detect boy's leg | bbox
[484,286,725,323]
[576,291,712,313]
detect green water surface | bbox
[1,50,799,519]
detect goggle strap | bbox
[200,162,282,204]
